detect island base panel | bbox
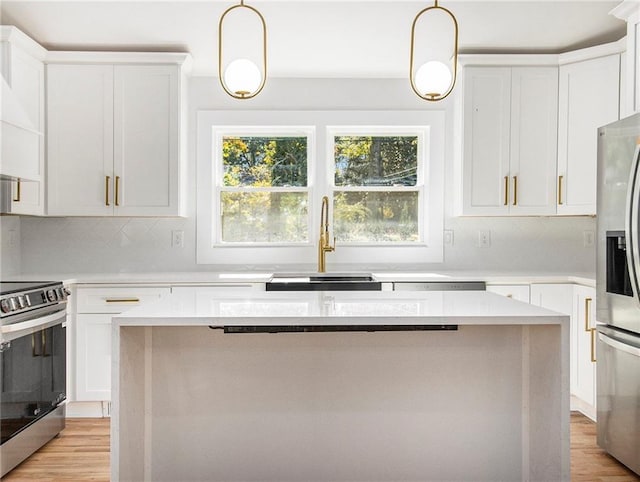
[115,325,567,481]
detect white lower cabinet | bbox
[75,313,113,401]
[572,285,597,409]
[531,283,596,417]
[74,285,170,403]
[486,284,530,303]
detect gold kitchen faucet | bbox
[317,196,335,273]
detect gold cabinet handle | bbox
[105,298,140,303]
[590,327,597,363]
[558,175,564,205]
[504,176,509,206]
[115,176,120,207]
[513,176,518,206]
[584,297,592,331]
[105,176,111,206]
[13,179,21,202]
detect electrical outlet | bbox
[444,230,454,246]
[583,230,595,247]
[172,230,184,248]
[477,230,491,248]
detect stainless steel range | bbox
[0,281,69,476]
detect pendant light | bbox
[218,0,267,99]
[410,0,459,101]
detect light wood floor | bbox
[2,413,639,481]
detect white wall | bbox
[18,77,595,274]
[0,215,21,276]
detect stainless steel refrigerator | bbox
[596,112,640,475]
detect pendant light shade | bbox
[218,0,267,99]
[410,0,459,101]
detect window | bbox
[329,129,426,244]
[197,111,444,266]
[217,133,311,243]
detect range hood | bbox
[0,74,42,181]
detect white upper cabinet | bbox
[611,1,640,116]
[113,65,180,216]
[0,27,46,215]
[47,54,188,217]
[462,66,558,216]
[557,53,620,215]
[47,64,114,216]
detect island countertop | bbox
[113,289,568,327]
[112,288,570,481]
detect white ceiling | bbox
[0,1,628,78]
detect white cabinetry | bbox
[612,1,640,116]
[75,285,170,402]
[462,66,558,216]
[531,283,596,418]
[171,284,265,294]
[557,53,620,215]
[572,285,597,411]
[47,55,188,216]
[0,27,46,215]
[486,284,530,303]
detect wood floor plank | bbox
[3,413,639,480]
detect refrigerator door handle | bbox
[599,332,640,357]
[624,144,640,305]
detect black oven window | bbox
[1,324,66,444]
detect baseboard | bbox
[570,395,596,421]
[66,401,111,418]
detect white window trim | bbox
[197,110,445,266]
[328,125,427,246]
[212,126,315,246]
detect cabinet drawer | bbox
[76,286,170,313]
[486,284,530,303]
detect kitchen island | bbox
[112,289,569,482]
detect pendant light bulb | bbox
[414,61,452,99]
[223,58,262,98]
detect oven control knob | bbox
[8,298,18,312]
[17,295,26,309]
[0,299,11,313]
[46,290,57,302]
[63,287,71,297]
[55,288,64,300]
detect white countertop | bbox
[4,270,596,287]
[114,289,568,327]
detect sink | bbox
[266,272,382,291]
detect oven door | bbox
[0,309,66,445]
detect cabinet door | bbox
[47,64,114,216]
[509,67,558,215]
[557,55,620,215]
[2,43,45,215]
[462,67,511,215]
[75,313,112,401]
[530,283,575,390]
[486,284,530,303]
[573,285,596,407]
[113,65,181,216]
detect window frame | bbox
[213,126,315,246]
[197,110,444,266]
[327,126,428,246]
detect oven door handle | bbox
[1,309,66,338]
